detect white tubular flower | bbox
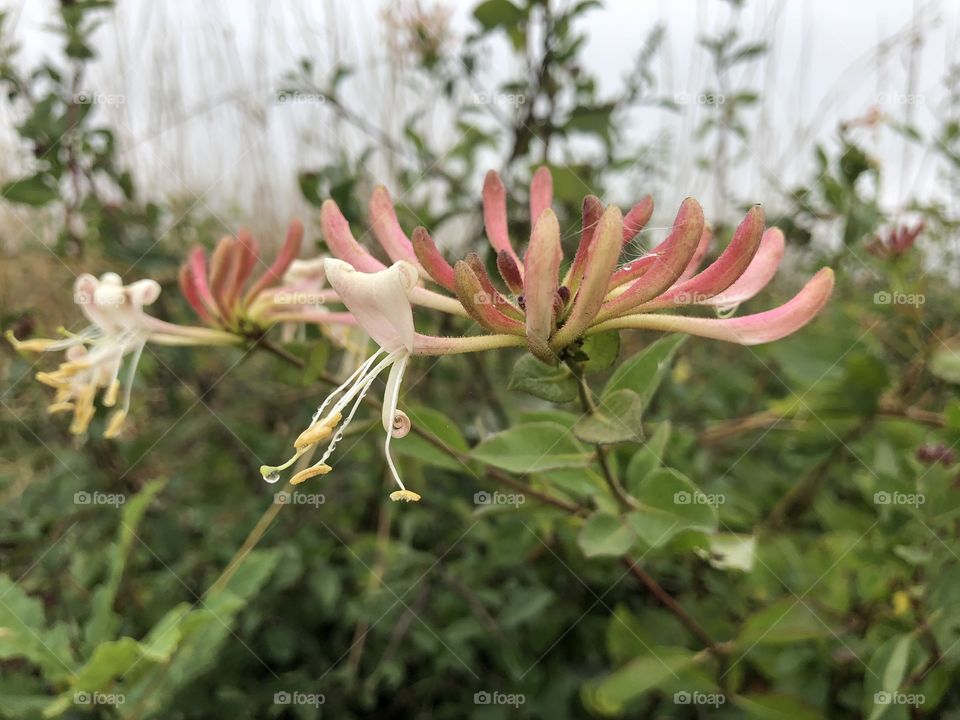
[7,272,239,438]
[260,259,421,503]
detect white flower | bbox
[260,259,421,502]
[8,272,238,437]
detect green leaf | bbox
[930,346,960,384]
[508,354,578,403]
[0,575,76,681]
[395,405,469,471]
[733,693,821,720]
[85,479,166,652]
[472,422,592,473]
[573,389,645,444]
[2,175,58,205]
[473,0,523,30]
[624,422,671,494]
[864,634,915,720]
[626,469,717,548]
[578,512,636,558]
[580,331,621,374]
[698,534,756,572]
[737,598,833,647]
[43,638,146,717]
[602,334,685,403]
[582,648,700,714]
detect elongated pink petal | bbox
[413,332,526,356]
[483,170,522,269]
[320,200,385,273]
[704,228,784,309]
[465,254,522,319]
[411,226,456,292]
[639,206,764,311]
[453,261,526,335]
[676,225,714,282]
[591,268,834,345]
[209,236,240,317]
[244,220,304,306]
[597,198,704,321]
[622,196,654,244]
[530,166,553,225]
[552,205,623,350]
[179,263,214,324]
[187,247,220,319]
[523,209,563,363]
[369,185,422,269]
[497,249,524,295]
[563,194,604,293]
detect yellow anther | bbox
[293,412,342,450]
[5,330,57,353]
[46,402,74,415]
[103,378,121,407]
[389,490,421,503]
[35,372,66,389]
[290,463,333,486]
[103,409,127,439]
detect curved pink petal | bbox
[529,166,553,225]
[453,261,526,335]
[597,197,704,321]
[704,228,785,309]
[676,225,714,282]
[592,268,834,345]
[187,247,220,319]
[369,185,422,268]
[483,170,522,269]
[413,332,526,356]
[622,196,654,243]
[639,206,765,311]
[411,226,456,292]
[563,194,604,293]
[523,209,562,362]
[497,249,524,295]
[179,263,214,324]
[320,200,385,274]
[244,220,304,306]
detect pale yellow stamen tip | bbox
[46,402,74,415]
[389,490,421,503]
[293,412,342,450]
[35,372,66,389]
[103,410,127,439]
[5,330,57,353]
[103,378,121,407]
[290,463,332,486]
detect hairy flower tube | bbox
[7,273,239,437]
[324,167,834,364]
[179,219,354,335]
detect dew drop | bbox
[623,264,633,271]
[264,471,281,484]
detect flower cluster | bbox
[9,167,834,504]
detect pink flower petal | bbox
[639,206,764,311]
[321,200,386,274]
[591,268,834,345]
[676,225,713,282]
[704,227,785,309]
[483,170,522,270]
[453,261,526,335]
[179,263,214,324]
[186,247,221,319]
[529,166,553,225]
[369,185,422,268]
[523,209,563,362]
[563,194,604,293]
[243,220,304,307]
[622,196,654,243]
[497,249,524,295]
[411,226,456,292]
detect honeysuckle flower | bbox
[179,220,354,335]
[6,273,238,438]
[336,167,833,364]
[866,221,924,259]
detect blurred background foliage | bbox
[2,0,960,718]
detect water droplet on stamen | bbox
[264,471,281,484]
